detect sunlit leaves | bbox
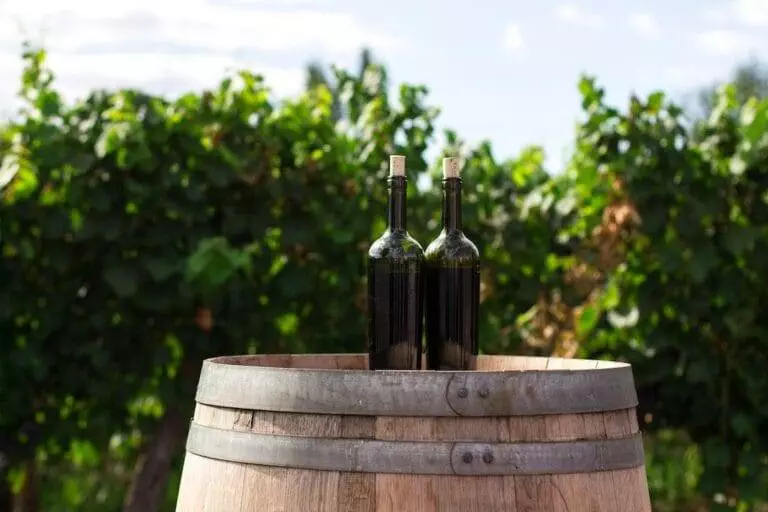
[566,74,768,508]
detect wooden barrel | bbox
[175,354,651,512]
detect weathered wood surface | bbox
[175,354,651,512]
[194,354,638,416]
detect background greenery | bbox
[1,44,768,511]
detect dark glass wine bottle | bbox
[367,155,425,370]
[425,157,480,371]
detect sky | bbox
[1,0,767,172]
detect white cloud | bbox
[0,0,400,110]
[628,13,661,40]
[663,66,718,89]
[664,68,695,87]
[733,0,768,27]
[554,4,603,28]
[52,53,304,97]
[0,53,21,117]
[502,24,524,53]
[695,29,763,56]
[0,0,401,55]
[0,51,305,117]
[701,0,768,27]
[694,0,768,56]
[701,6,730,23]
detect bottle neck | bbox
[442,178,462,233]
[387,176,407,232]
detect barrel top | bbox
[195,354,637,417]
[204,353,629,372]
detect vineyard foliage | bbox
[1,45,768,510]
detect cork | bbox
[389,155,406,177]
[442,157,460,178]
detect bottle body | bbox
[425,175,480,370]
[367,248,424,370]
[367,174,425,370]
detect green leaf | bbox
[142,256,178,282]
[647,91,665,113]
[282,219,314,246]
[41,210,71,238]
[688,245,718,283]
[723,226,756,256]
[77,216,121,241]
[7,166,38,201]
[89,188,112,213]
[686,359,716,384]
[577,75,603,110]
[730,413,753,439]
[740,97,768,148]
[185,237,248,292]
[701,438,731,469]
[576,305,600,337]
[206,166,236,188]
[138,289,174,311]
[103,264,139,298]
[275,313,299,335]
[723,308,755,337]
[601,280,621,310]
[514,305,538,327]
[95,122,130,158]
[271,267,312,299]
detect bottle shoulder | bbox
[368,230,425,261]
[424,231,480,264]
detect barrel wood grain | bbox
[175,354,652,512]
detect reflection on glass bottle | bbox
[367,155,425,370]
[425,157,480,371]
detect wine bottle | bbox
[425,157,480,370]
[367,155,425,370]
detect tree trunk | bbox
[12,459,37,512]
[122,406,187,512]
[0,463,12,512]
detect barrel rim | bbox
[203,353,631,372]
[194,353,638,416]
